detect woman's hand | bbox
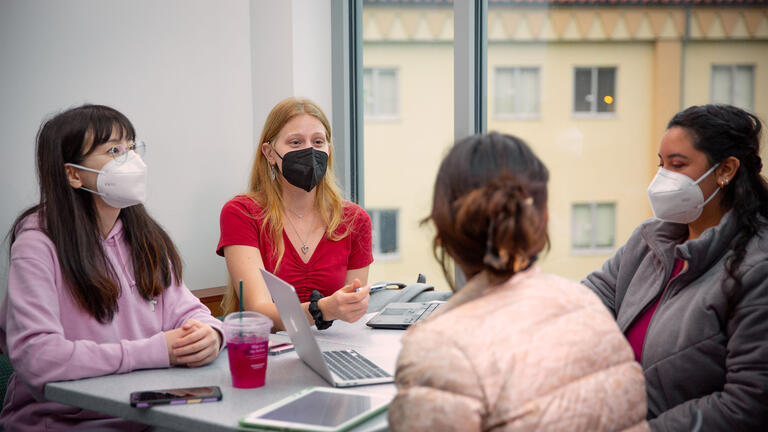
[319,279,370,323]
[164,319,222,367]
[164,327,187,366]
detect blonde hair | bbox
[222,97,351,314]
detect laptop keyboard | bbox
[322,350,392,381]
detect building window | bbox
[363,68,399,120]
[711,65,754,111]
[572,202,615,253]
[367,209,399,258]
[573,67,616,116]
[494,67,540,119]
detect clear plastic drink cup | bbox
[223,311,273,388]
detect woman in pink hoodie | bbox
[0,105,223,431]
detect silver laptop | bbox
[260,269,393,387]
[366,302,443,330]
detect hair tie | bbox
[483,220,499,269]
[483,219,510,271]
[522,197,533,207]
[512,255,530,272]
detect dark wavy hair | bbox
[425,132,550,291]
[8,104,183,323]
[668,104,767,309]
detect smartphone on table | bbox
[268,340,295,356]
[130,386,222,408]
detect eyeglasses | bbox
[107,140,146,164]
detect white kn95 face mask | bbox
[647,163,720,224]
[65,150,147,209]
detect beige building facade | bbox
[362,2,768,288]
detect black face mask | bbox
[274,147,329,192]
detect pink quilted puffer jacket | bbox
[388,266,649,432]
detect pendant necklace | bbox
[285,210,313,255]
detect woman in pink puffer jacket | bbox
[388,132,648,432]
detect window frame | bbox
[363,67,401,122]
[338,0,486,288]
[570,202,617,255]
[367,208,400,261]
[335,0,487,208]
[572,66,618,119]
[710,64,755,111]
[493,66,541,120]
[330,0,363,204]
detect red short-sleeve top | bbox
[217,195,373,302]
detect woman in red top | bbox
[217,97,373,331]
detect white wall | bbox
[250,0,333,141]
[0,0,255,295]
[0,0,334,298]
[291,0,333,118]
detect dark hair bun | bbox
[454,173,546,274]
[428,132,549,289]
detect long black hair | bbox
[668,104,767,308]
[9,104,182,323]
[426,132,550,290]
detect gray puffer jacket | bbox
[583,211,768,432]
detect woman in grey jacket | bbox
[583,104,768,432]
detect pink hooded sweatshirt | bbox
[0,214,223,431]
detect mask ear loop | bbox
[64,163,105,197]
[694,163,722,209]
[268,142,282,180]
[64,162,102,175]
[693,162,720,185]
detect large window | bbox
[353,1,766,283]
[361,4,454,286]
[711,65,754,111]
[494,67,540,119]
[363,67,399,120]
[486,6,647,279]
[573,67,616,116]
[571,203,616,254]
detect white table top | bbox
[44,314,405,432]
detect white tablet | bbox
[239,387,391,432]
